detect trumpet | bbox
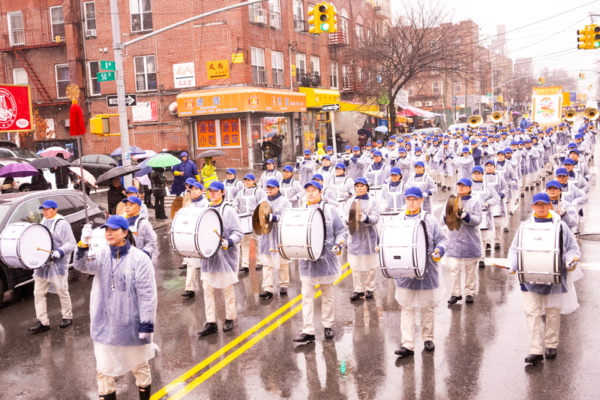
[468,115,483,128]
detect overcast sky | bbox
[391,0,600,95]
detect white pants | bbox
[481,228,494,249]
[545,161,554,174]
[395,287,435,351]
[203,281,236,322]
[352,269,377,293]
[494,216,508,244]
[34,274,73,326]
[262,259,289,292]
[97,361,151,395]
[241,234,261,269]
[441,174,453,188]
[447,257,479,297]
[523,291,561,355]
[301,282,334,335]
[185,264,197,291]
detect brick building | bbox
[0,0,390,168]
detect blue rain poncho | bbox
[506,211,582,314]
[329,175,355,200]
[126,214,158,263]
[523,147,540,174]
[480,145,495,165]
[405,173,437,214]
[394,211,448,307]
[471,180,499,231]
[317,165,335,187]
[433,147,456,176]
[139,204,149,220]
[533,142,546,168]
[427,145,441,171]
[224,178,244,203]
[381,181,406,212]
[299,201,348,285]
[550,198,579,229]
[452,155,474,180]
[484,173,509,217]
[258,169,283,189]
[560,181,587,211]
[296,159,316,186]
[345,156,368,181]
[567,171,590,194]
[280,178,304,208]
[392,156,413,183]
[200,202,244,288]
[74,240,157,376]
[346,194,380,271]
[34,215,76,286]
[233,186,267,214]
[258,193,291,270]
[170,152,198,196]
[366,162,390,186]
[573,161,591,181]
[496,160,518,194]
[442,195,483,259]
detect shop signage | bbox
[0,84,33,132]
[207,60,229,80]
[173,62,196,88]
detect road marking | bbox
[152,264,351,400]
[166,267,354,400]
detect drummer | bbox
[223,168,244,204]
[258,159,283,189]
[393,187,448,358]
[198,181,244,336]
[505,192,581,364]
[471,166,500,261]
[301,173,337,206]
[181,182,209,298]
[483,160,509,250]
[233,174,267,273]
[381,167,405,212]
[444,178,484,305]
[366,151,390,187]
[122,196,158,261]
[294,180,348,344]
[258,179,292,299]
[346,177,380,301]
[296,150,316,185]
[280,165,304,207]
[179,178,197,272]
[406,161,437,214]
[28,199,76,334]
[545,180,579,230]
[125,186,148,219]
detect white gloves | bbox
[82,223,93,245]
[331,245,342,256]
[52,251,61,259]
[460,211,467,219]
[423,192,428,199]
[221,239,229,250]
[139,332,151,339]
[268,213,273,222]
[360,214,368,222]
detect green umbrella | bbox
[145,153,182,168]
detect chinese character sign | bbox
[0,85,33,132]
[173,62,196,88]
[221,118,240,147]
[207,60,230,80]
[197,120,217,148]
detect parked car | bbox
[0,158,56,191]
[412,127,443,137]
[0,143,40,161]
[0,190,107,308]
[79,154,119,182]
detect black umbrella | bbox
[30,156,71,169]
[96,165,141,184]
[196,150,226,159]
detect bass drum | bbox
[379,217,429,280]
[277,207,326,261]
[517,220,563,285]
[238,213,253,235]
[0,223,52,269]
[171,207,223,258]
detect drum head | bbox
[23,224,52,269]
[197,208,223,258]
[309,208,326,260]
[415,221,429,278]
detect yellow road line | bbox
[169,267,353,400]
[152,263,350,399]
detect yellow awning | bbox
[340,101,379,113]
[298,87,340,108]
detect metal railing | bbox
[329,31,350,46]
[293,18,307,32]
[0,30,65,50]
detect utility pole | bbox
[107,0,263,186]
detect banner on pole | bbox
[531,86,562,126]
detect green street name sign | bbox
[100,60,116,71]
[97,71,116,82]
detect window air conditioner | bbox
[86,29,97,38]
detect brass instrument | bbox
[564,109,576,122]
[583,107,599,121]
[491,111,502,124]
[252,201,273,235]
[444,194,464,231]
[468,115,483,128]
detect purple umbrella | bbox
[0,162,40,178]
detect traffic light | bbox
[308,5,320,34]
[577,26,589,49]
[577,25,600,49]
[593,25,600,48]
[308,2,337,34]
[326,5,337,33]
[90,114,120,136]
[538,77,545,85]
[583,73,586,79]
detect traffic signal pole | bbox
[107,0,263,186]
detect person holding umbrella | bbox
[171,152,199,196]
[108,177,127,215]
[150,168,168,220]
[50,153,71,189]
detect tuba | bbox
[468,115,483,128]
[583,107,599,121]
[491,111,502,124]
[564,109,576,122]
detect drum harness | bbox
[332,176,352,199]
[224,179,240,203]
[386,181,404,212]
[44,216,65,263]
[241,187,259,215]
[280,178,297,200]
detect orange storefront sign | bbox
[177,87,306,117]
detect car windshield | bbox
[12,149,38,158]
[0,204,11,226]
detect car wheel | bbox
[19,184,31,192]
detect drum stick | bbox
[213,229,224,241]
[36,247,53,254]
[269,248,280,253]
[490,262,509,269]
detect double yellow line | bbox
[152,264,352,400]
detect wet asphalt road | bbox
[1,150,600,400]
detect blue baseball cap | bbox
[482,138,488,142]
[283,165,293,172]
[398,147,406,153]
[323,155,330,161]
[266,179,280,188]
[556,167,568,176]
[267,159,275,164]
[471,140,478,145]
[405,187,423,199]
[505,147,513,153]
[390,167,401,175]
[243,173,256,181]
[485,160,495,166]
[304,150,311,155]
[458,178,472,187]
[563,158,574,165]
[496,149,505,155]
[185,178,196,185]
[353,146,360,151]
[335,163,346,170]
[532,192,551,205]
[125,186,139,193]
[472,166,484,174]
[226,168,236,175]
[101,215,129,231]
[510,141,517,146]
[377,140,382,144]
[415,161,425,168]
[122,196,142,206]
[518,140,525,145]
[326,146,333,151]
[443,141,449,145]
[39,199,58,210]
[569,148,580,155]
[312,173,324,181]
[304,180,323,190]
[191,182,204,190]
[373,150,383,157]
[415,147,422,152]
[462,147,470,153]
[345,145,352,150]
[208,181,225,191]
[546,180,561,190]
[354,177,369,186]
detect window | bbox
[134,55,157,91]
[295,53,306,79]
[432,61,439,74]
[432,81,440,95]
[47,196,78,216]
[88,61,101,96]
[84,2,96,32]
[249,3,266,23]
[13,68,27,85]
[98,156,118,166]
[357,67,363,82]
[356,24,363,43]
[50,6,65,42]
[409,84,414,96]
[251,48,266,84]
[82,155,97,164]
[0,150,13,158]
[340,10,349,33]
[342,64,350,89]
[130,0,153,32]
[293,0,304,31]
[271,51,284,86]
[55,64,69,98]
[310,56,320,77]
[269,0,281,29]
[7,11,24,46]
[197,119,242,149]
[330,61,338,89]
[9,199,43,224]
[66,196,87,213]
[454,81,461,92]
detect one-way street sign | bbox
[107,94,137,108]
[322,103,340,112]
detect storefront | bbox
[177,87,306,168]
[298,88,340,152]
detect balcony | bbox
[0,29,66,51]
[293,18,307,32]
[310,73,321,87]
[26,86,71,106]
[296,73,310,87]
[272,70,284,86]
[329,32,350,47]
[341,79,365,93]
[249,7,267,25]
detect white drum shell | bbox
[170,207,222,259]
[380,212,401,226]
[238,213,253,235]
[0,223,52,269]
[379,218,428,279]
[277,208,325,261]
[517,222,562,285]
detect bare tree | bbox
[539,67,579,92]
[355,0,481,133]
[505,75,535,112]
